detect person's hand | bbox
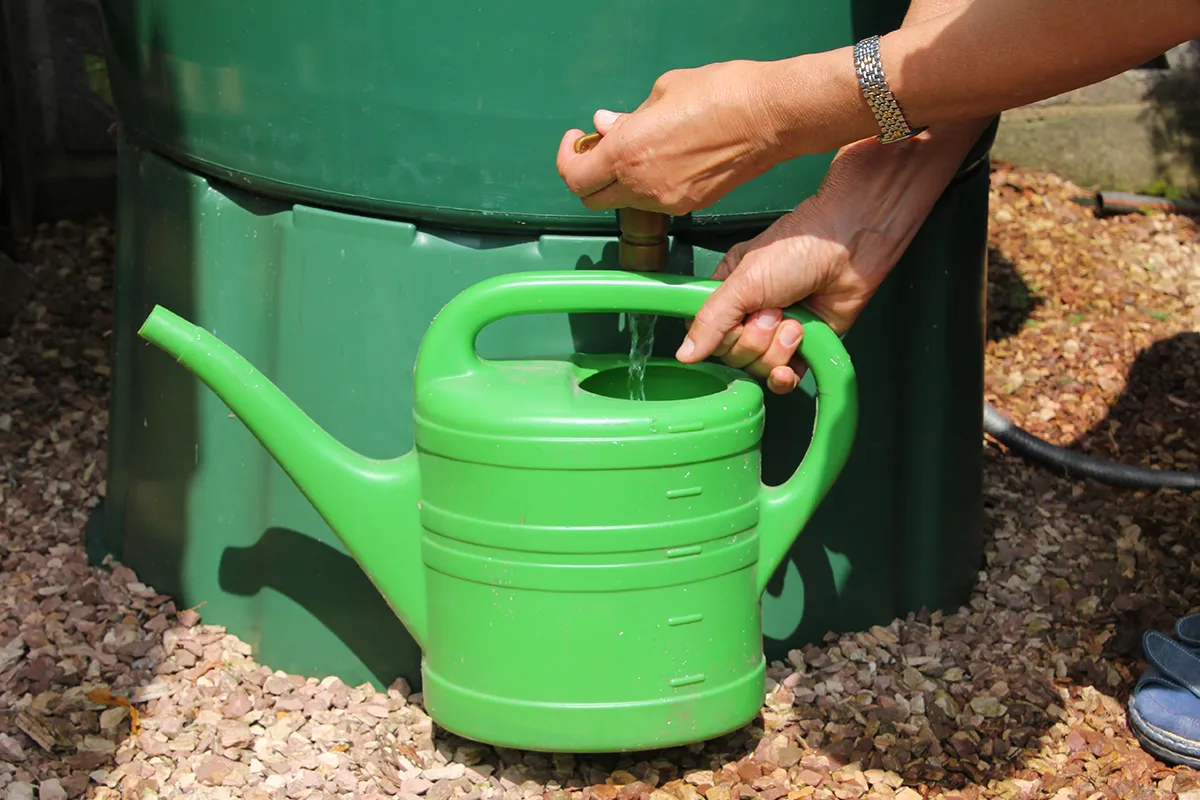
[555,59,809,215]
[676,201,884,395]
[667,113,996,395]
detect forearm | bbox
[812,0,991,276]
[812,117,991,290]
[900,0,970,27]
[886,0,1200,126]
[771,0,1200,157]
[819,0,991,203]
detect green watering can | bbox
[137,269,858,753]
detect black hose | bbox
[983,401,1200,491]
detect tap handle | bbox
[573,132,670,272]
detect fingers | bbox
[705,312,807,395]
[674,245,752,362]
[767,364,803,395]
[555,109,626,204]
[560,113,672,212]
[675,279,749,363]
[702,303,807,395]
[709,325,744,359]
[722,309,803,393]
[578,181,675,213]
[678,294,805,394]
[556,129,617,198]
[578,180,632,211]
[742,314,802,378]
[721,309,781,369]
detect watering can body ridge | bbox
[137,269,858,752]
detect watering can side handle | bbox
[754,308,859,596]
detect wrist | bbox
[806,118,992,280]
[762,48,881,160]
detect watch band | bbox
[853,34,927,144]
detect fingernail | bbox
[676,337,695,360]
[595,109,621,126]
[756,309,781,330]
[768,369,799,395]
[780,323,801,348]
[721,326,742,346]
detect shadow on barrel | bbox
[219,527,422,686]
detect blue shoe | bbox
[1128,614,1200,768]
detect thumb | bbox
[594,109,624,134]
[675,280,750,364]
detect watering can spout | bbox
[137,306,428,648]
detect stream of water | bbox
[627,313,657,401]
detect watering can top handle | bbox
[416,270,855,404]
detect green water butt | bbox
[100,130,991,691]
[98,0,912,233]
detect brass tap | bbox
[574,132,669,272]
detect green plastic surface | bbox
[97,0,909,232]
[102,130,990,706]
[135,270,857,752]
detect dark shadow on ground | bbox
[979,330,1200,790]
[1065,333,1200,693]
[1069,333,1200,478]
[986,245,1044,342]
[978,284,1200,791]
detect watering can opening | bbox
[578,362,730,402]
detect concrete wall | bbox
[993,41,1200,196]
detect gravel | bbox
[1,166,1198,799]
